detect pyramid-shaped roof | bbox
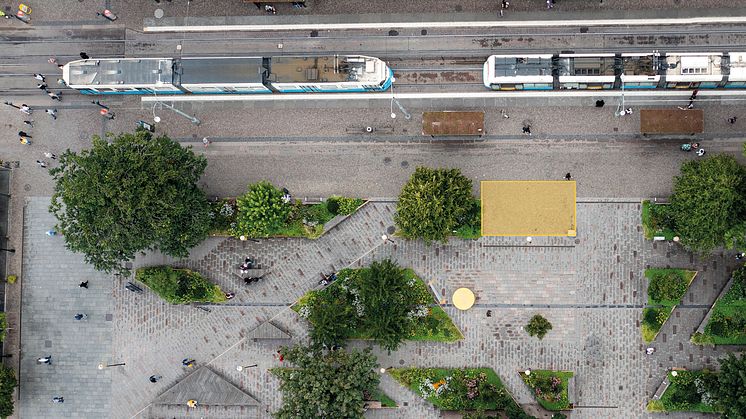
[246,321,291,340]
[154,367,259,406]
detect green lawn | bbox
[646,371,720,413]
[694,267,746,345]
[390,367,526,413]
[641,200,677,240]
[370,389,397,408]
[520,370,573,411]
[642,268,697,343]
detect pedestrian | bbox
[44,152,57,160]
[564,172,572,180]
[697,148,706,157]
[277,350,284,362]
[728,117,738,124]
[79,281,89,288]
[52,396,64,403]
[596,99,605,107]
[73,313,87,321]
[182,358,195,367]
[36,160,48,168]
[57,78,66,86]
[149,374,162,383]
[502,0,509,8]
[18,131,30,138]
[37,356,52,364]
[625,107,633,115]
[522,125,532,135]
[500,109,509,119]
[265,4,277,14]
[46,109,57,120]
[645,347,655,355]
[48,91,61,101]
[225,292,235,300]
[46,230,56,236]
[282,188,291,203]
[37,83,48,91]
[187,399,198,408]
[486,309,492,317]
[546,0,553,8]
[202,137,211,148]
[33,73,45,82]
[20,104,31,115]
[80,52,89,60]
[736,252,745,260]
[23,120,33,127]
[19,137,31,145]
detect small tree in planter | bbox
[526,314,552,339]
[234,181,290,237]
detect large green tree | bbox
[395,167,475,242]
[234,181,290,237]
[50,131,211,273]
[357,259,429,352]
[668,154,746,254]
[709,353,746,418]
[0,365,16,418]
[270,345,379,419]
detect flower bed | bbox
[390,367,528,415]
[294,266,463,346]
[646,370,720,413]
[135,266,226,304]
[641,268,697,343]
[641,200,677,240]
[520,370,573,411]
[692,266,746,345]
[209,196,363,239]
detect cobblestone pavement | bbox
[18,196,743,418]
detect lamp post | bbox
[236,364,258,372]
[0,248,15,253]
[152,101,201,126]
[381,234,395,244]
[98,362,126,370]
[389,79,411,120]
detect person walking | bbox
[48,91,61,101]
[73,313,87,321]
[19,137,31,145]
[18,131,30,138]
[202,137,211,148]
[79,281,89,288]
[182,358,195,367]
[44,152,57,160]
[546,0,553,8]
[37,356,52,364]
[37,83,48,91]
[23,120,33,127]
[33,73,45,82]
[149,375,162,383]
[564,173,572,180]
[728,116,738,124]
[36,160,47,168]
[46,230,57,236]
[79,52,89,60]
[52,396,64,403]
[46,109,57,120]
[20,104,31,115]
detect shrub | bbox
[0,364,16,418]
[136,266,226,304]
[4,276,15,285]
[208,199,237,233]
[526,314,553,339]
[327,196,363,215]
[648,204,674,233]
[234,181,290,237]
[649,271,687,302]
[0,313,6,343]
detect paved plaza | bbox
[16,194,740,418]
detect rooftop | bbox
[65,58,174,87]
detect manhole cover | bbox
[400,161,409,168]
[383,157,391,164]
[399,359,405,365]
[154,8,164,19]
[387,226,395,234]
[421,29,427,35]
[388,30,398,36]
[106,314,113,321]
[24,184,30,191]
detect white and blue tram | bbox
[63,55,394,95]
[483,51,746,91]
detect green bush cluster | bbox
[0,313,6,343]
[701,267,746,343]
[655,370,718,413]
[136,266,226,304]
[390,368,531,415]
[649,271,687,303]
[525,314,553,339]
[327,196,364,215]
[234,181,291,237]
[208,198,237,234]
[0,364,16,418]
[521,370,572,411]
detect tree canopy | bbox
[270,345,379,419]
[668,154,746,254]
[0,364,16,418]
[709,352,746,418]
[233,181,290,237]
[395,167,476,242]
[50,131,212,273]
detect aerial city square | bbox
[0,0,746,418]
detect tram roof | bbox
[491,56,553,77]
[65,58,174,86]
[266,55,384,84]
[177,57,265,85]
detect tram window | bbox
[726,82,746,87]
[698,82,718,88]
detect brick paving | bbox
[18,196,741,418]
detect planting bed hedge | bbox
[642,268,697,343]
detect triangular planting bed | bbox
[641,269,697,343]
[519,369,574,411]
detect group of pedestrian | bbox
[34,73,62,102]
[677,89,698,110]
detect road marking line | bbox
[144,16,746,32]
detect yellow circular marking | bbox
[452,288,475,310]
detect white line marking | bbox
[144,16,746,32]
[140,90,746,103]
